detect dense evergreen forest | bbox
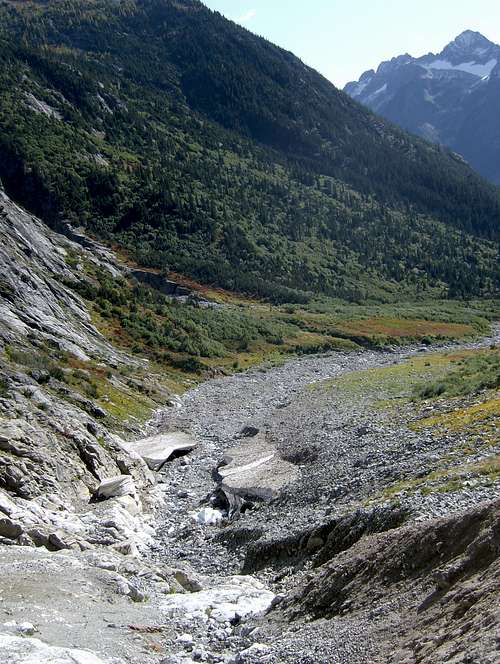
[0,0,498,302]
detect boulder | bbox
[217,435,299,513]
[0,489,17,516]
[48,530,78,551]
[27,528,50,547]
[96,475,136,500]
[0,517,23,540]
[2,621,36,636]
[121,432,197,471]
[232,643,272,663]
[174,569,204,593]
[238,426,260,438]
[115,448,155,490]
[190,507,223,526]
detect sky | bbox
[202,0,500,87]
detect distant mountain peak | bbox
[344,30,500,184]
[376,53,413,75]
[438,30,497,64]
[451,30,492,50]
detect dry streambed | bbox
[146,328,499,663]
[0,330,498,664]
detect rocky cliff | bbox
[0,186,171,553]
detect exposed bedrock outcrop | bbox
[0,191,128,361]
[130,270,192,298]
[0,188,170,554]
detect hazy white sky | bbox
[202,0,500,87]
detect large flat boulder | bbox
[218,435,299,511]
[121,432,197,471]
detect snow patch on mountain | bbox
[425,58,497,78]
[349,78,371,97]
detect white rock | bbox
[161,576,275,624]
[2,621,35,636]
[81,501,152,550]
[96,476,136,499]
[17,622,36,636]
[114,495,142,517]
[0,489,18,516]
[0,633,115,663]
[177,633,194,646]
[190,507,223,526]
[113,574,131,596]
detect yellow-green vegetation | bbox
[314,352,454,401]
[2,342,172,431]
[333,317,474,343]
[64,358,161,425]
[67,264,498,389]
[333,346,500,505]
[412,398,499,439]
[409,348,500,446]
[475,454,500,481]
[316,346,499,405]
[378,454,500,499]
[272,298,498,351]
[412,347,500,399]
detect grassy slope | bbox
[70,255,498,372]
[315,346,499,501]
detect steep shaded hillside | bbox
[345,30,500,185]
[0,0,498,301]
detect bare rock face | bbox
[0,188,162,554]
[0,411,120,503]
[0,191,120,360]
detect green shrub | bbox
[49,365,65,381]
[414,350,500,399]
[171,357,205,374]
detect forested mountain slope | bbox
[0,0,498,301]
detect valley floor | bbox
[1,329,498,663]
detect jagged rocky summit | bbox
[345,30,500,184]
